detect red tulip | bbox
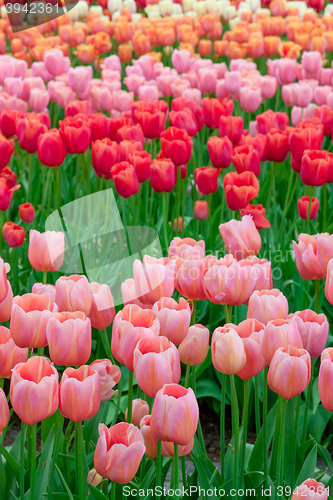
[298,196,320,219]
[4,224,25,247]
[219,115,243,144]
[117,124,144,145]
[132,100,168,139]
[171,97,204,131]
[19,203,35,223]
[240,204,271,230]
[315,105,333,136]
[224,171,259,210]
[37,130,67,167]
[194,200,209,220]
[59,114,91,154]
[300,150,332,186]
[111,162,140,198]
[108,116,132,142]
[92,138,118,179]
[202,97,233,128]
[169,108,198,137]
[16,116,48,154]
[232,145,261,177]
[0,134,14,170]
[150,159,176,193]
[0,168,20,211]
[207,136,233,169]
[128,150,152,183]
[239,133,267,161]
[288,123,324,168]
[160,127,193,166]
[195,167,220,195]
[256,110,289,134]
[0,110,24,138]
[265,129,289,163]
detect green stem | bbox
[56,167,61,210]
[42,271,47,285]
[162,192,169,253]
[173,444,179,491]
[277,174,299,245]
[110,481,116,500]
[230,375,240,498]
[191,300,196,326]
[184,365,191,389]
[263,365,268,487]
[223,304,232,324]
[47,414,64,500]
[290,394,301,489]
[30,424,37,500]
[112,376,122,427]
[27,154,31,200]
[301,358,315,443]
[254,375,260,436]
[275,397,287,499]
[221,373,226,480]
[20,422,26,500]
[75,421,84,500]
[156,440,162,488]
[315,279,320,314]
[127,370,133,423]
[241,380,249,488]
[323,184,327,231]
[101,329,115,363]
[27,348,32,359]
[0,379,3,390]
[192,366,206,454]
[181,456,186,489]
[307,187,314,234]
[37,347,44,357]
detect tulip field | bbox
[3,0,333,499]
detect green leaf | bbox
[34,425,55,500]
[0,443,20,483]
[190,453,216,498]
[248,401,277,473]
[54,465,74,500]
[195,378,221,401]
[87,484,108,500]
[295,445,317,487]
[140,463,156,490]
[317,442,333,475]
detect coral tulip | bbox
[247,289,288,325]
[232,145,261,177]
[133,256,176,306]
[59,365,100,421]
[90,359,121,402]
[28,230,65,273]
[240,205,270,230]
[168,237,205,261]
[293,233,333,281]
[0,326,28,378]
[212,326,246,374]
[262,319,303,365]
[19,203,35,223]
[88,282,115,331]
[224,172,259,211]
[291,309,328,358]
[194,200,209,220]
[0,388,9,434]
[178,324,209,366]
[219,215,261,260]
[125,399,149,426]
[291,479,328,499]
[298,196,320,220]
[151,297,191,346]
[55,275,92,316]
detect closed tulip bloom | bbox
[128,150,152,183]
[325,258,333,305]
[29,89,49,113]
[195,167,220,195]
[92,139,118,179]
[293,233,333,281]
[232,145,261,177]
[56,275,92,316]
[247,289,288,325]
[134,336,181,398]
[94,422,145,483]
[301,51,322,74]
[88,282,115,331]
[151,297,191,346]
[0,258,8,304]
[207,136,233,169]
[150,159,176,193]
[125,399,149,427]
[16,116,48,154]
[240,205,270,230]
[291,310,328,359]
[0,134,14,170]
[300,150,331,186]
[194,200,209,220]
[219,215,261,260]
[288,124,324,167]
[226,319,266,380]
[44,48,70,76]
[10,293,55,349]
[212,326,246,374]
[32,283,56,302]
[0,277,12,323]
[224,172,259,211]
[268,345,311,399]
[291,479,328,500]
[4,224,25,248]
[68,66,93,94]
[0,326,28,378]
[0,388,9,434]
[265,129,289,163]
[168,237,205,261]
[319,348,333,412]
[28,230,65,272]
[59,116,91,155]
[262,319,303,365]
[90,359,121,402]
[133,107,165,140]
[202,97,233,129]
[168,109,198,137]
[150,384,199,445]
[59,365,100,422]
[120,279,151,310]
[46,312,91,367]
[298,196,320,220]
[111,304,160,371]
[37,130,67,168]
[87,469,103,489]
[133,257,176,306]
[219,116,243,144]
[160,127,193,166]
[179,324,209,366]
[19,203,35,223]
[10,356,59,426]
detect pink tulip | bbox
[29,89,49,113]
[301,51,323,75]
[68,66,93,94]
[225,70,242,95]
[31,283,56,302]
[94,422,145,483]
[46,311,91,367]
[226,319,266,380]
[133,55,155,80]
[203,256,260,306]
[178,324,209,366]
[171,78,191,98]
[0,388,9,434]
[104,55,122,72]
[133,336,181,398]
[219,215,261,260]
[133,256,176,306]
[240,87,261,113]
[150,384,199,445]
[260,75,277,99]
[112,90,134,112]
[125,74,146,94]
[55,275,92,316]
[319,348,333,412]
[125,398,149,426]
[176,256,216,301]
[246,257,272,292]
[161,438,194,457]
[291,479,328,499]
[293,233,333,281]
[90,358,121,402]
[182,88,202,105]
[31,62,54,82]
[54,86,76,109]
[90,86,112,112]
[111,304,160,371]
[314,86,332,106]
[28,230,65,272]
[44,48,70,76]
[59,365,100,422]
[4,77,30,100]
[151,297,191,346]
[0,279,12,323]
[247,289,288,324]
[0,326,28,378]
[0,257,9,303]
[274,58,297,85]
[268,345,311,399]
[10,293,55,349]
[325,258,333,304]
[291,310,328,358]
[88,282,115,330]
[138,84,159,102]
[10,356,59,425]
[212,326,246,374]
[171,49,192,73]
[198,68,217,95]
[262,319,303,365]
[168,237,205,260]
[120,278,152,309]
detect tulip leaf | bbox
[190,452,214,496]
[140,462,156,490]
[34,425,55,500]
[195,349,212,379]
[0,443,20,483]
[295,444,317,487]
[317,442,333,475]
[54,464,74,500]
[248,402,277,473]
[195,378,221,401]
[83,401,110,454]
[87,484,109,500]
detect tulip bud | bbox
[212,326,246,374]
[247,289,288,325]
[179,324,210,366]
[125,398,149,426]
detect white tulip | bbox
[107,0,122,13]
